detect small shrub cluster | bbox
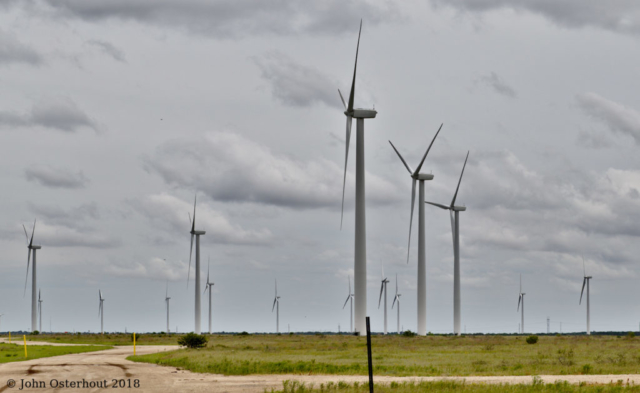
[526,335,538,344]
[178,333,208,349]
[402,330,416,337]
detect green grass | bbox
[0,342,111,363]
[128,334,640,376]
[271,380,640,393]
[22,333,179,346]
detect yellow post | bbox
[133,333,136,355]
[23,335,27,358]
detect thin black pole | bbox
[366,316,374,393]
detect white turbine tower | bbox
[204,258,214,334]
[517,275,525,334]
[165,282,171,334]
[378,266,390,334]
[392,274,401,334]
[272,280,280,333]
[389,125,443,335]
[426,151,469,335]
[98,290,105,335]
[187,195,206,334]
[22,220,41,332]
[38,289,43,333]
[579,257,592,335]
[342,276,354,333]
[338,20,377,335]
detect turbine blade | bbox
[426,201,450,210]
[338,89,346,110]
[378,282,384,308]
[188,212,192,225]
[392,295,397,309]
[272,297,277,312]
[191,195,197,232]
[407,178,417,263]
[413,123,443,176]
[343,294,350,309]
[517,294,521,311]
[340,115,353,229]
[347,20,362,113]
[23,253,31,297]
[30,219,36,246]
[451,151,470,208]
[388,141,413,174]
[187,233,194,288]
[580,278,586,305]
[22,224,29,244]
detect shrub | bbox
[178,333,208,349]
[31,330,40,335]
[131,333,142,342]
[526,335,538,344]
[402,330,416,337]
[628,331,635,338]
[582,364,593,374]
[236,331,250,336]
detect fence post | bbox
[23,335,27,358]
[366,317,373,393]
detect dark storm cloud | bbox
[86,39,126,63]
[0,29,43,66]
[143,132,400,210]
[479,72,517,99]
[0,98,98,133]
[576,92,640,145]
[253,51,341,109]
[24,165,89,189]
[429,0,640,35]
[36,0,398,38]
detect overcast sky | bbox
[2,0,640,335]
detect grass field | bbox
[0,342,111,363]
[128,334,640,376]
[20,333,180,346]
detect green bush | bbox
[526,335,538,344]
[31,330,40,335]
[178,333,208,349]
[582,364,593,374]
[627,331,635,338]
[402,330,416,337]
[131,333,142,342]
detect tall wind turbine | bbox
[165,282,171,334]
[272,280,280,333]
[342,276,354,333]
[580,257,592,335]
[98,290,105,335]
[392,274,401,334]
[204,258,214,334]
[338,20,377,335]
[22,220,41,332]
[517,275,525,334]
[426,151,469,335]
[38,289,43,333]
[389,125,443,335]
[378,266,390,334]
[187,195,206,334]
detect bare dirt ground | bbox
[1,340,639,392]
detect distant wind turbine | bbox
[579,257,592,335]
[165,282,171,334]
[187,195,206,334]
[272,280,281,333]
[342,276,354,333]
[38,289,43,332]
[389,125,442,335]
[517,275,525,334]
[98,290,105,335]
[392,274,401,334]
[204,257,214,334]
[378,266,390,334]
[426,151,469,336]
[338,20,377,335]
[22,219,41,332]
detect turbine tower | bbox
[392,274,401,334]
[378,266,390,334]
[338,20,377,335]
[579,257,592,335]
[517,275,525,334]
[38,289,43,333]
[165,282,171,334]
[342,276,354,333]
[204,258,214,334]
[389,125,443,335]
[22,220,41,332]
[98,290,105,335]
[272,280,280,333]
[187,195,206,334]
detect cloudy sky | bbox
[1,0,640,335]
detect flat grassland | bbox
[0,342,111,363]
[128,334,640,376]
[22,333,179,346]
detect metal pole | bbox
[366,316,374,393]
[195,235,201,334]
[417,180,426,335]
[354,119,367,335]
[453,211,461,335]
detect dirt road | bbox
[1,342,639,392]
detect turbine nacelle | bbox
[413,173,434,181]
[345,109,377,119]
[192,230,206,235]
[452,206,467,212]
[29,245,42,250]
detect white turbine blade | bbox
[191,195,197,233]
[29,219,36,246]
[22,224,30,244]
[579,278,586,305]
[406,178,417,263]
[187,233,194,287]
[392,295,397,309]
[23,254,31,297]
[450,151,469,208]
[340,115,353,229]
[388,141,413,174]
[188,212,192,226]
[378,282,384,308]
[272,297,277,312]
[517,294,521,311]
[426,201,450,210]
[338,89,347,110]
[347,20,362,113]
[413,123,443,176]
[203,284,208,295]
[343,294,350,309]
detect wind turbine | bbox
[426,151,469,336]
[38,289,43,333]
[342,276,354,333]
[392,274,401,334]
[272,280,280,333]
[517,275,525,334]
[165,282,171,334]
[338,20,377,335]
[389,125,442,335]
[378,266,390,334]
[98,290,105,335]
[187,195,206,334]
[22,219,41,332]
[580,257,592,335]
[204,257,214,334]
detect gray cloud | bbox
[36,0,398,38]
[479,72,517,99]
[86,39,126,63]
[25,221,121,249]
[576,92,640,145]
[104,257,186,281]
[575,129,614,149]
[0,29,43,66]
[0,98,98,133]
[253,51,341,109]
[25,165,89,189]
[430,0,640,35]
[27,202,99,229]
[143,131,401,210]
